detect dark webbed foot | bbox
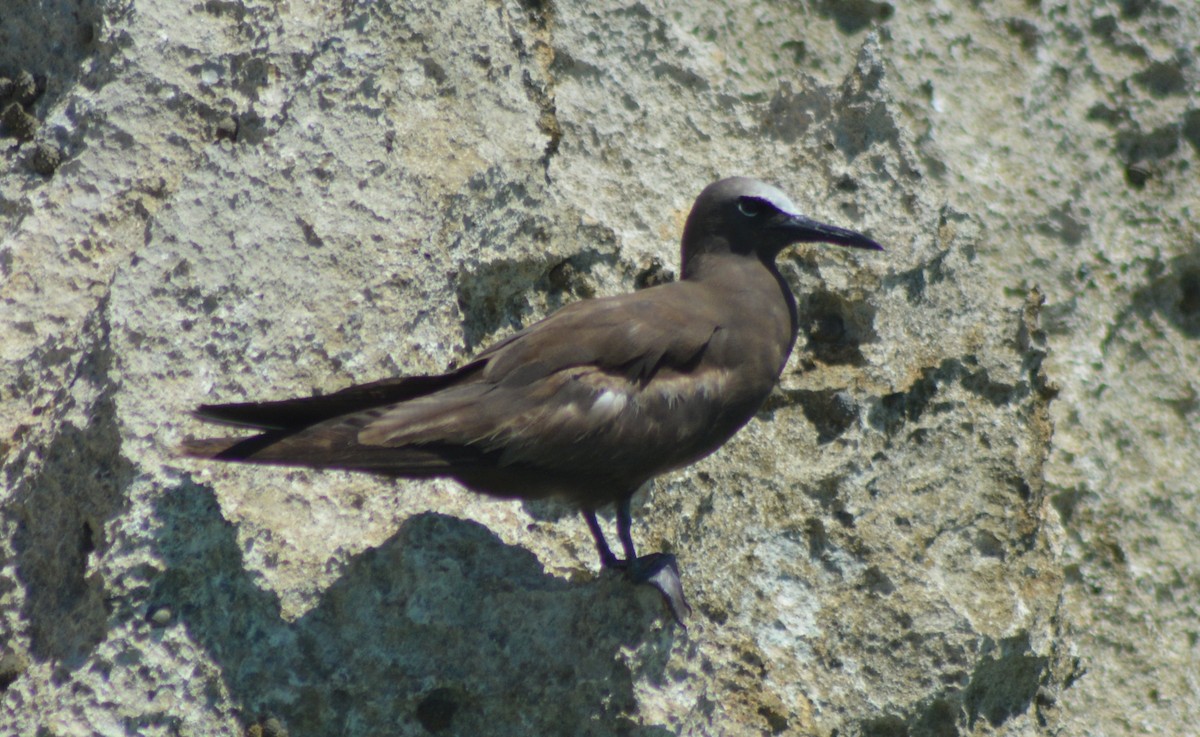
[595,552,691,627]
[583,504,691,626]
[627,552,691,625]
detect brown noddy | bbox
[181,177,882,624]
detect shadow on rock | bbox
[9,317,132,666]
[151,480,678,736]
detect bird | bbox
[182,177,883,624]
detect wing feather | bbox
[357,282,724,455]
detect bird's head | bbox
[680,177,882,277]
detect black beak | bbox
[774,214,884,251]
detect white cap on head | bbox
[732,178,801,216]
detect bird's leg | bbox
[583,509,621,570]
[582,500,691,625]
[615,497,692,625]
[615,496,638,563]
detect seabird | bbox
[182,177,883,624]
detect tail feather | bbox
[179,428,298,462]
[193,365,481,430]
[179,431,490,477]
[183,362,496,477]
[179,437,247,458]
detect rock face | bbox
[2,1,1197,735]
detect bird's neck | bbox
[684,251,799,369]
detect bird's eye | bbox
[737,198,765,217]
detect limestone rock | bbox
[2,1,1198,736]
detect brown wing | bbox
[356,282,721,445]
[470,283,720,387]
[352,281,772,482]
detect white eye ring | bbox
[738,199,764,217]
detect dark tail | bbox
[179,429,487,476]
[192,365,481,430]
[179,436,248,458]
[182,363,492,474]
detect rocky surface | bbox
[2,1,1197,735]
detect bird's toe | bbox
[628,553,691,626]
